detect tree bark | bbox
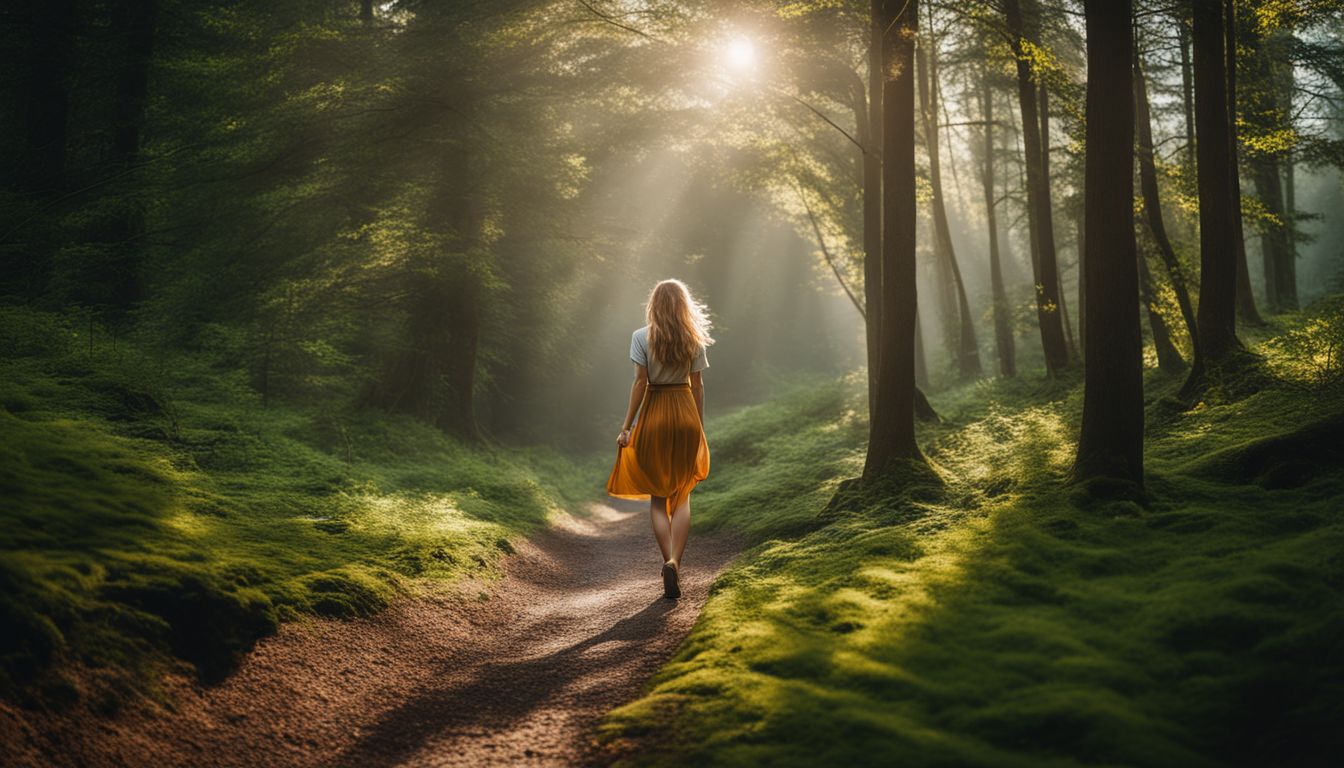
[1252,157,1296,311]
[1076,206,1086,359]
[916,22,981,380]
[1041,84,1078,362]
[1180,18,1196,169]
[1004,0,1070,375]
[1134,49,1199,351]
[981,74,1016,377]
[1183,0,1243,398]
[1225,0,1263,325]
[1076,0,1143,485]
[864,0,922,477]
[864,0,884,419]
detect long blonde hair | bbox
[646,279,714,370]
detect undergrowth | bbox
[599,301,1344,767]
[0,306,595,708]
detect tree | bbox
[1183,0,1244,399]
[916,11,981,380]
[1003,0,1070,375]
[1225,0,1264,325]
[1243,17,1298,311]
[1133,46,1199,351]
[1075,0,1142,485]
[864,0,922,477]
[981,68,1016,377]
[864,0,884,417]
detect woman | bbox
[607,279,713,599]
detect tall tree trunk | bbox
[1134,49,1200,351]
[1183,0,1243,398]
[865,0,922,477]
[1225,0,1263,325]
[103,0,160,312]
[1076,206,1086,358]
[1041,84,1078,362]
[1004,0,1071,375]
[1252,157,1296,311]
[1076,0,1143,485]
[1180,19,1196,169]
[982,74,1016,377]
[864,0,884,419]
[916,24,981,379]
[360,0,373,25]
[1284,147,1297,298]
[1139,252,1186,372]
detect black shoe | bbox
[662,561,681,599]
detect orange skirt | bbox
[607,382,710,519]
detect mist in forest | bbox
[4,2,1344,764]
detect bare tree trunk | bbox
[1076,0,1143,485]
[1285,148,1297,299]
[864,0,884,419]
[1252,157,1296,311]
[1180,19,1196,169]
[982,73,1016,377]
[916,25,981,379]
[1041,85,1078,362]
[1076,207,1086,359]
[1225,0,1263,325]
[1182,0,1243,398]
[1004,0,1071,375]
[1134,49,1199,350]
[865,0,923,477]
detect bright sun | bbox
[724,36,757,72]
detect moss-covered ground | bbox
[0,307,595,707]
[599,301,1344,767]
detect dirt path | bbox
[3,499,740,767]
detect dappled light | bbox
[2,0,1343,765]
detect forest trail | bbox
[10,498,739,768]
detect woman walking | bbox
[607,279,713,599]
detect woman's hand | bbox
[617,428,631,447]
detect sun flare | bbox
[724,36,757,72]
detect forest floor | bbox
[2,497,740,767]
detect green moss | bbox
[600,311,1344,767]
[0,307,596,704]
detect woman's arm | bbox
[690,370,705,426]
[618,364,649,446]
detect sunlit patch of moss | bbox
[600,310,1344,766]
[0,307,595,704]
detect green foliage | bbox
[0,306,594,705]
[598,313,1344,767]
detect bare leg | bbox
[669,495,691,565]
[649,496,671,562]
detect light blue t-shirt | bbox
[630,325,708,384]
